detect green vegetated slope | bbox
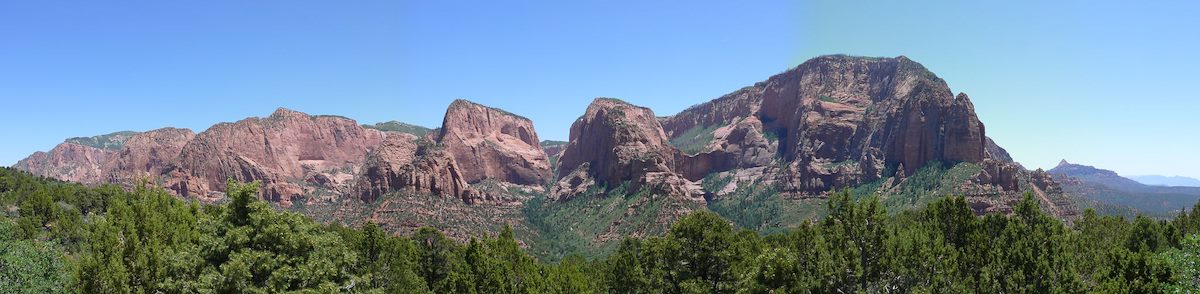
[668,124,721,154]
[702,172,825,234]
[1049,161,1200,217]
[64,131,139,150]
[524,181,704,260]
[702,161,982,234]
[859,161,984,211]
[5,166,1200,292]
[1066,183,1199,218]
[362,121,432,137]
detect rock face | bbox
[166,108,384,204]
[13,130,188,185]
[984,137,1014,162]
[553,98,702,202]
[15,101,553,207]
[355,134,478,203]
[672,116,778,181]
[14,142,117,184]
[973,159,1023,191]
[557,99,677,185]
[654,55,1077,220]
[13,54,1086,238]
[660,55,987,195]
[105,128,195,184]
[540,141,568,161]
[437,100,552,185]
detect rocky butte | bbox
[554,98,702,202]
[355,99,552,204]
[656,55,1074,217]
[354,133,478,203]
[660,55,985,193]
[437,99,552,187]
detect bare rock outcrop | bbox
[15,103,552,206]
[105,127,195,184]
[961,160,1077,219]
[14,142,116,184]
[984,137,1014,162]
[540,141,568,161]
[673,116,778,181]
[355,135,479,203]
[973,159,1023,191]
[652,55,1077,219]
[660,55,988,195]
[13,131,146,184]
[549,163,595,202]
[437,99,552,185]
[167,108,384,204]
[553,98,702,202]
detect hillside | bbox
[1049,160,1200,216]
[14,55,1083,257]
[3,167,1199,292]
[1132,175,1200,187]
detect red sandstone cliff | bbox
[104,127,195,184]
[355,134,479,203]
[437,99,552,186]
[165,108,384,204]
[661,55,988,195]
[553,98,702,203]
[14,142,116,184]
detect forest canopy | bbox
[1,167,1199,293]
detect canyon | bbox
[15,55,1083,245]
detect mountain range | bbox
[1048,160,1200,217]
[1130,175,1200,187]
[12,55,1088,256]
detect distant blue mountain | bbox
[1049,160,1200,216]
[1130,175,1200,187]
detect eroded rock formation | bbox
[13,55,1082,228]
[14,142,116,184]
[553,98,702,202]
[105,127,195,184]
[355,134,479,203]
[658,55,991,195]
[658,55,1075,219]
[165,108,384,204]
[437,99,552,186]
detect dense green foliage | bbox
[851,161,984,211]
[0,220,71,293]
[524,181,695,260]
[4,166,1200,292]
[0,168,590,293]
[703,172,823,233]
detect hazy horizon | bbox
[2,1,1197,178]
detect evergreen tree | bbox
[822,189,888,292]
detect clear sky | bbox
[1,1,1197,178]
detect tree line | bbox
[2,166,1199,293]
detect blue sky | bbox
[1,1,1197,178]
